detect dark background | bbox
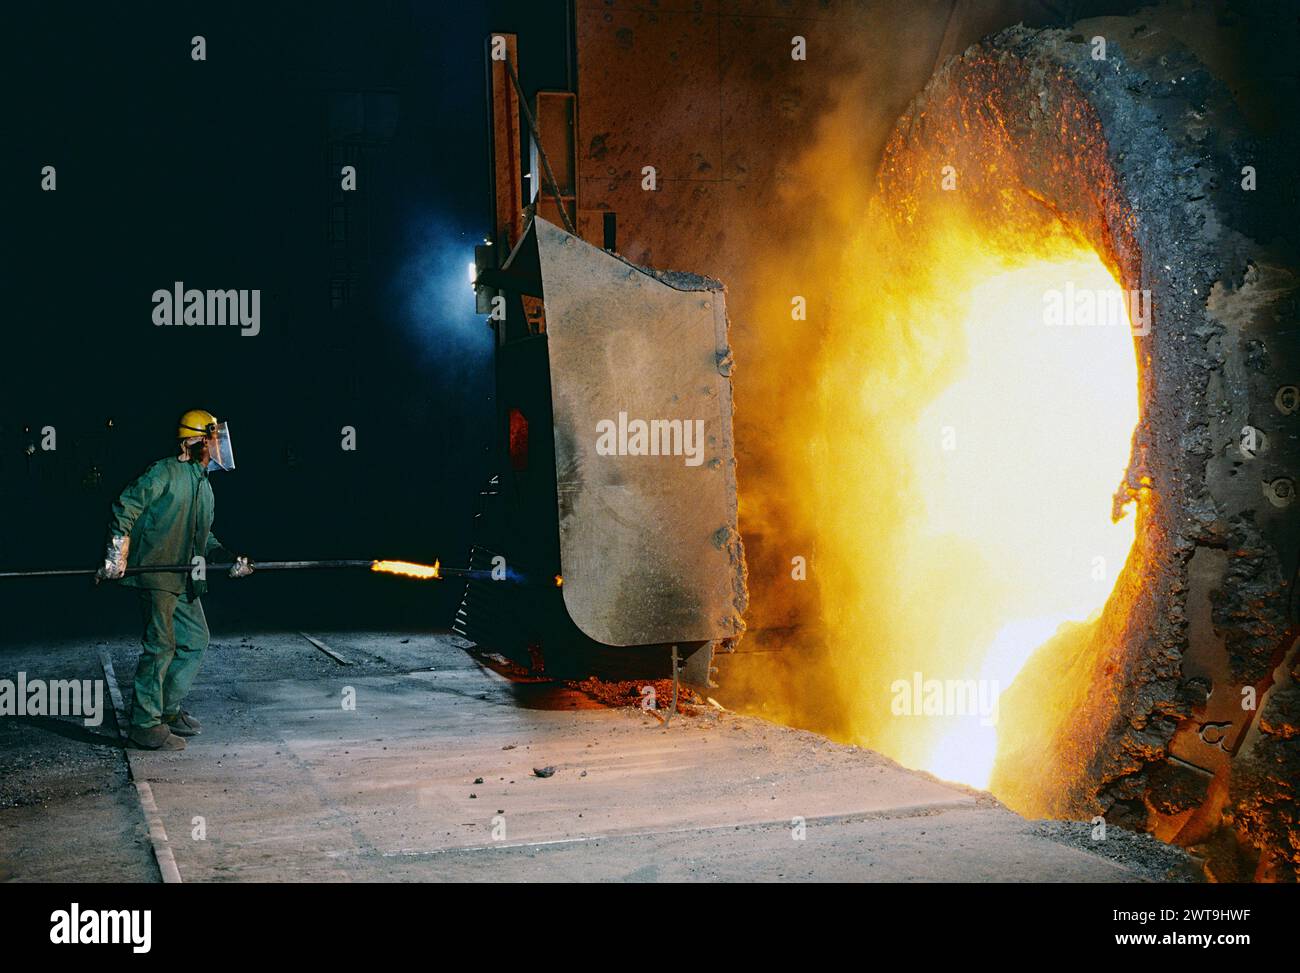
[1,1,571,640]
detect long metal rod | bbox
[0,559,377,579]
[0,559,522,582]
[503,53,577,235]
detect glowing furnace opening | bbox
[914,251,1140,789]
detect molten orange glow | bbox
[721,145,1142,806]
[711,52,1149,815]
[773,235,1142,793]
[371,559,441,580]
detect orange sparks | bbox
[371,559,441,580]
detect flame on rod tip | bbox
[371,559,441,580]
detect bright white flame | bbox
[926,615,1068,787]
[914,253,1139,789]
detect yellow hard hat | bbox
[177,408,219,440]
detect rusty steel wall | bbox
[575,0,1060,283]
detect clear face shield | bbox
[205,422,235,472]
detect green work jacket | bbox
[108,456,228,596]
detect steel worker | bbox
[96,409,252,750]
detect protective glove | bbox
[95,536,130,583]
[228,555,254,579]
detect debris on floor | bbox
[567,676,704,716]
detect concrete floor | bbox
[0,630,1193,882]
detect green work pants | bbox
[130,588,209,730]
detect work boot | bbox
[162,710,202,736]
[128,724,186,751]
